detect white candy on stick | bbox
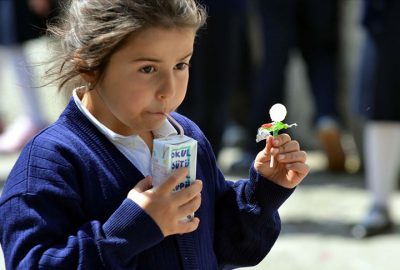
[269,103,287,122]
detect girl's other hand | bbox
[254,134,310,189]
[128,168,202,237]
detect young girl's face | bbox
[84,26,196,136]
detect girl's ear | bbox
[72,53,96,85]
[79,72,96,86]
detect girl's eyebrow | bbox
[132,52,193,63]
[132,57,162,63]
[179,52,193,60]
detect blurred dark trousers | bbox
[248,0,340,154]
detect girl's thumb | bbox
[264,135,273,155]
[134,176,153,193]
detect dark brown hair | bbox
[46,0,207,91]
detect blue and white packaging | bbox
[151,135,197,191]
[151,116,198,222]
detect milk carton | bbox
[151,135,197,191]
[151,116,198,222]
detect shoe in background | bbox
[318,123,346,172]
[0,116,46,154]
[351,204,394,239]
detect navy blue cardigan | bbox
[0,99,294,269]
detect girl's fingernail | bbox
[273,139,279,146]
[278,154,285,160]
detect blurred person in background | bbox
[0,0,58,154]
[178,0,249,156]
[242,0,346,172]
[351,0,400,238]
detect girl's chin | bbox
[146,116,166,129]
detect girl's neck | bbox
[139,131,154,153]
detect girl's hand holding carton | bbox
[128,168,202,237]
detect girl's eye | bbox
[140,66,155,74]
[175,63,189,70]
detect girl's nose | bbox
[157,73,175,99]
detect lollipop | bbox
[256,103,297,167]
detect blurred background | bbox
[1,0,400,269]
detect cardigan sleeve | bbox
[198,133,294,269]
[0,144,164,269]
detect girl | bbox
[0,0,309,269]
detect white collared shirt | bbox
[72,88,177,176]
